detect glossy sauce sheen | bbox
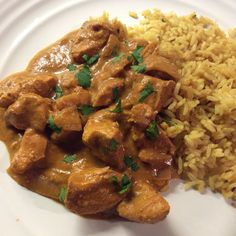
[0,20,177,206]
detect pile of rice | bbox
[128,9,236,204]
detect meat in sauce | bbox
[0,18,180,223]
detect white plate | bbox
[0,0,235,236]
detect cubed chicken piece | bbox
[138,129,176,168]
[58,71,78,94]
[83,110,125,170]
[55,88,90,110]
[129,103,155,128]
[91,77,124,107]
[11,128,48,174]
[117,180,170,223]
[65,167,126,215]
[0,72,57,108]
[54,107,82,131]
[128,75,175,112]
[51,107,82,143]
[5,93,51,131]
[144,55,180,81]
[71,21,113,63]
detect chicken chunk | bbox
[144,55,180,81]
[123,74,175,112]
[129,103,155,128]
[5,93,51,131]
[53,107,82,131]
[55,87,90,110]
[91,77,124,107]
[0,72,57,108]
[83,110,125,170]
[11,128,48,174]
[117,181,170,223]
[138,129,176,168]
[65,167,126,215]
[71,21,113,63]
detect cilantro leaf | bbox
[48,115,61,134]
[112,87,119,102]
[78,105,95,116]
[83,53,100,65]
[54,85,63,99]
[131,45,144,64]
[67,64,77,71]
[139,82,155,102]
[127,55,132,61]
[75,65,91,88]
[111,46,119,57]
[112,52,124,64]
[145,121,159,140]
[119,174,132,194]
[59,186,67,203]
[124,155,139,171]
[110,174,132,195]
[63,154,77,163]
[109,139,118,152]
[131,64,146,73]
[110,99,122,113]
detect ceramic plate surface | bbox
[0,1,235,236]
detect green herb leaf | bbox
[124,155,139,171]
[145,121,159,140]
[131,64,146,73]
[110,176,119,184]
[54,85,63,99]
[110,99,122,113]
[110,174,132,195]
[109,139,118,152]
[48,115,61,134]
[78,105,95,116]
[75,65,91,88]
[59,186,67,203]
[112,52,124,64]
[127,55,132,61]
[63,154,77,163]
[112,87,119,102]
[83,53,100,65]
[139,82,155,102]
[119,174,132,194]
[131,45,144,64]
[67,64,77,71]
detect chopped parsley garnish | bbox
[110,99,122,113]
[145,121,159,140]
[67,64,77,71]
[83,53,100,65]
[131,64,146,73]
[127,55,132,61]
[110,174,132,194]
[109,139,118,152]
[139,82,155,102]
[54,85,63,99]
[59,186,67,203]
[131,45,144,64]
[119,174,132,194]
[63,154,77,163]
[75,65,91,88]
[124,155,139,171]
[112,52,124,64]
[78,105,95,116]
[112,87,119,102]
[48,115,61,134]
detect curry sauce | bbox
[0,18,179,223]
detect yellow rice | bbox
[128,9,236,204]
